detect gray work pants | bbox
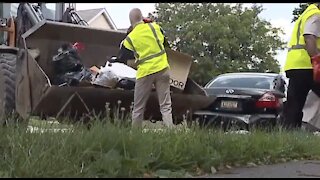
[132,68,174,128]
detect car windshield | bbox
[207,75,274,90]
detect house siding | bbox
[89,15,112,30]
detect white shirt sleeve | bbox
[304,14,320,37]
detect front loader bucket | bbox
[17,20,216,122]
[33,86,215,122]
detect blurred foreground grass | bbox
[0,118,319,178]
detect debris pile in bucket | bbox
[91,61,136,90]
[52,42,136,90]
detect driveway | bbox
[203,160,320,178]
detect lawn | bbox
[0,118,319,178]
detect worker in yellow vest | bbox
[117,8,174,128]
[283,3,320,129]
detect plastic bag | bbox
[52,43,83,74]
[116,79,136,90]
[52,43,92,86]
[56,68,92,86]
[92,62,119,88]
[91,61,136,89]
[303,91,320,130]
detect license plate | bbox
[221,100,238,109]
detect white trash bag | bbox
[91,61,136,88]
[302,90,320,130]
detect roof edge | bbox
[87,8,117,30]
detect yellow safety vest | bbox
[284,4,320,71]
[123,22,169,79]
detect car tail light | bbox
[255,92,280,109]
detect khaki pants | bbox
[132,68,174,128]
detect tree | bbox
[292,3,309,22]
[150,3,285,85]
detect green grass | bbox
[0,119,320,178]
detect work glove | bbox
[311,54,320,83]
[143,17,153,23]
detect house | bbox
[76,8,117,30]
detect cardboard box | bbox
[166,48,193,90]
[127,48,193,90]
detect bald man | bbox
[117,8,174,128]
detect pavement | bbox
[204,160,320,178]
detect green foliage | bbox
[150,3,285,85]
[292,3,310,22]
